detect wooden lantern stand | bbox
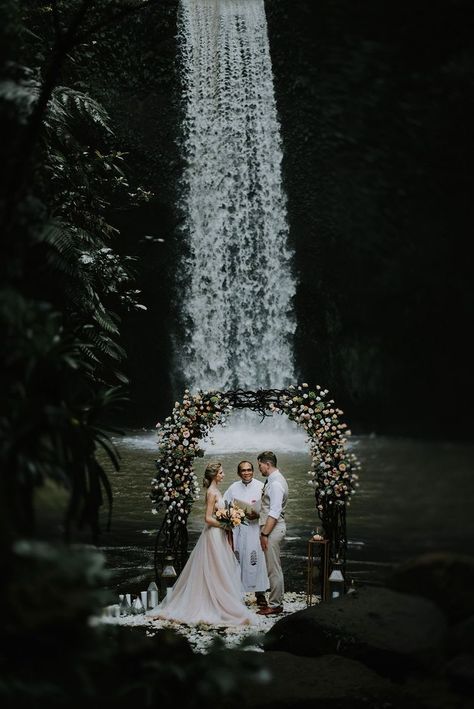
[306,538,330,605]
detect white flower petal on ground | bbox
[94,591,311,653]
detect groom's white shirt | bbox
[261,469,288,523]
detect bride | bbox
[149,461,255,626]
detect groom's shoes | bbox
[257,605,283,616]
[255,594,268,608]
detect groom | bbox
[257,450,288,615]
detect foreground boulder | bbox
[445,653,474,691]
[386,552,474,623]
[228,651,403,709]
[447,615,474,656]
[263,586,447,677]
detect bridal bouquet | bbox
[216,501,247,530]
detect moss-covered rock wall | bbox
[266,0,473,436]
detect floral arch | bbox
[150,384,361,580]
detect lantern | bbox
[328,558,345,599]
[160,554,177,599]
[347,578,358,597]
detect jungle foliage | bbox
[1,2,264,707]
[1,539,264,709]
[1,0,155,545]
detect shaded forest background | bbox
[50,0,471,438]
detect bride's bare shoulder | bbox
[205,487,218,502]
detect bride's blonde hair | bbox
[203,461,222,488]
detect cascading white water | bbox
[177,0,296,392]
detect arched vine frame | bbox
[150,384,361,582]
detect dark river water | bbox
[37,425,474,598]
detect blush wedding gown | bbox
[149,495,255,626]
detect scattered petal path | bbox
[96,591,315,653]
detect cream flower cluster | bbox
[150,390,231,525]
[268,383,361,511]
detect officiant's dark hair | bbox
[203,461,222,488]
[257,451,277,467]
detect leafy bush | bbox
[0,541,266,709]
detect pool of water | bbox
[37,427,474,597]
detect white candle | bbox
[148,590,158,608]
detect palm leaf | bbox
[95,433,121,472]
[96,460,114,532]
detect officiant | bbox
[224,461,269,607]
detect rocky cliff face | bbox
[265,0,473,437]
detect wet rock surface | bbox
[263,586,447,677]
[228,651,402,709]
[386,552,474,623]
[229,649,473,709]
[256,552,474,708]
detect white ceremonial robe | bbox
[223,479,269,592]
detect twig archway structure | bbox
[151,385,361,582]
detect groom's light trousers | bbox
[263,520,286,608]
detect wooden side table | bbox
[306,538,330,605]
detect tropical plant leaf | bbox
[96,460,114,531]
[53,86,113,134]
[95,434,121,472]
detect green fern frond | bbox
[53,86,113,134]
[91,301,120,335]
[77,343,101,363]
[41,218,77,254]
[89,331,125,361]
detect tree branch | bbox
[51,0,63,42]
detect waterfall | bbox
[177,0,296,392]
